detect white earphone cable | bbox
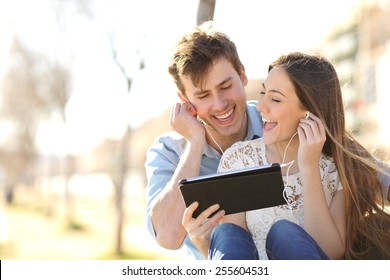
[280,131,299,218]
[203,123,224,155]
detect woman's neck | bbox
[267,136,300,175]
[275,140,298,164]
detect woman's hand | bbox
[182,202,225,258]
[297,113,326,170]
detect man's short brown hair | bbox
[168,21,243,95]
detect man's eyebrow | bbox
[194,77,233,95]
[262,82,286,97]
[218,76,233,86]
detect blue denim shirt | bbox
[144,100,263,259]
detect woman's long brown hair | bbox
[269,52,390,259]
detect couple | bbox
[145,21,390,260]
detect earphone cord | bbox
[203,124,224,155]
[281,131,298,165]
[280,131,299,219]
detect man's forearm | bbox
[150,142,204,249]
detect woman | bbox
[182,52,390,259]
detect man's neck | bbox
[205,122,248,154]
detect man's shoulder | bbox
[148,131,186,152]
[246,100,260,116]
[157,131,184,141]
[246,99,258,106]
[145,131,187,166]
[245,100,263,138]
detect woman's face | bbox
[257,67,307,145]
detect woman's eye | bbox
[271,98,281,103]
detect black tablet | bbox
[179,163,286,218]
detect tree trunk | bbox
[114,125,131,255]
[197,0,216,25]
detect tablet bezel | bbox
[179,163,286,218]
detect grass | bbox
[1,200,185,260]
[98,250,178,260]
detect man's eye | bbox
[259,91,265,95]
[221,85,232,90]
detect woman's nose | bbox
[256,98,268,114]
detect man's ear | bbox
[240,65,248,86]
[177,91,197,116]
[177,91,188,103]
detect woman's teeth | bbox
[262,117,276,124]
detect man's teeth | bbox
[216,108,234,120]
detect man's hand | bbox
[182,202,225,258]
[170,102,206,143]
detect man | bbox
[144,21,263,259]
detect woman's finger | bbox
[299,113,325,143]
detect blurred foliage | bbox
[1,0,389,260]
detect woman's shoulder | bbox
[218,138,264,172]
[224,138,263,156]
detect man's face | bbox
[180,57,248,139]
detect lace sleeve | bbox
[319,154,343,205]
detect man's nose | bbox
[213,93,227,110]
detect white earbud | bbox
[305,111,310,120]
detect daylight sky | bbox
[0,0,364,155]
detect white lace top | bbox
[217,138,342,260]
